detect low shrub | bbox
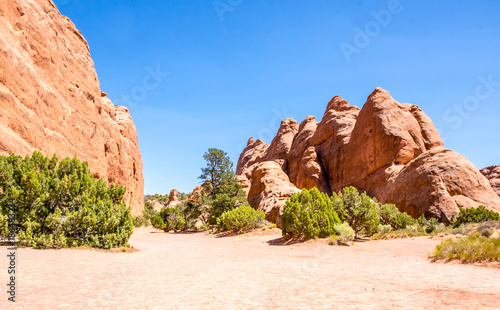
[197,223,209,231]
[134,216,149,228]
[451,206,500,228]
[418,216,445,233]
[334,222,355,244]
[282,188,341,239]
[406,224,424,234]
[379,204,417,230]
[0,152,133,249]
[432,233,500,262]
[133,201,156,228]
[451,224,473,236]
[371,226,428,240]
[216,205,265,232]
[329,235,339,245]
[151,208,186,232]
[452,221,500,236]
[377,224,392,234]
[479,228,494,237]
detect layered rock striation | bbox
[237,88,500,225]
[0,0,144,215]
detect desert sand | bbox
[1,227,499,309]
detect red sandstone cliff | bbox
[0,0,144,215]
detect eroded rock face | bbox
[237,88,500,224]
[481,166,500,196]
[247,161,300,227]
[188,186,203,203]
[0,0,144,215]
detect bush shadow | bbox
[266,236,310,246]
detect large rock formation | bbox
[237,88,500,225]
[0,0,144,215]
[481,166,500,196]
[166,189,181,208]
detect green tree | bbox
[177,199,206,227]
[281,188,341,239]
[198,148,247,224]
[209,182,248,221]
[151,207,186,232]
[199,148,235,198]
[178,192,190,201]
[333,186,380,236]
[379,204,417,230]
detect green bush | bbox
[204,182,248,225]
[151,208,186,232]
[417,216,445,233]
[198,148,249,225]
[377,224,392,234]
[329,235,339,245]
[334,222,355,244]
[177,200,206,227]
[432,233,500,262]
[133,202,156,228]
[0,152,133,249]
[332,187,380,236]
[216,205,265,232]
[282,188,341,239]
[406,224,423,234]
[451,206,500,228]
[452,221,500,236]
[145,194,169,204]
[143,201,157,221]
[379,204,417,230]
[198,223,209,231]
[133,216,150,228]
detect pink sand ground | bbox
[1,227,499,309]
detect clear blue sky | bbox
[54,0,500,195]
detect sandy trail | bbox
[1,227,499,309]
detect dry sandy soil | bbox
[1,227,499,309]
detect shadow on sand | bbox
[266,236,311,246]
